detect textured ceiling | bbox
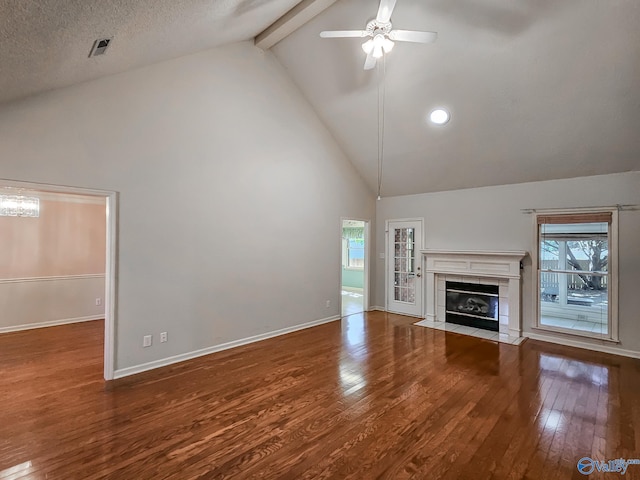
[0,0,301,104]
[273,0,640,195]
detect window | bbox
[536,210,617,341]
[342,224,365,269]
[346,238,365,268]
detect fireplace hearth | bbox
[446,281,499,332]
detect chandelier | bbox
[0,195,40,217]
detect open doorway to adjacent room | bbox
[341,219,369,317]
[0,180,116,380]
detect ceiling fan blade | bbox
[389,30,437,43]
[376,0,397,23]
[364,53,377,70]
[320,30,368,38]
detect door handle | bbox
[416,273,422,278]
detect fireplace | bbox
[446,281,499,331]
[423,249,527,338]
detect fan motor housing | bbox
[366,20,391,36]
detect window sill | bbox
[343,266,364,271]
[531,324,619,344]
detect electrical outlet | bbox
[577,314,588,322]
[95,297,102,306]
[160,332,167,343]
[143,335,152,347]
[326,300,331,308]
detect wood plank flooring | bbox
[1,312,640,479]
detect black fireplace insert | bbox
[445,281,499,332]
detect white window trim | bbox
[531,207,619,343]
[341,237,348,268]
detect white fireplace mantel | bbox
[422,249,527,278]
[421,249,528,338]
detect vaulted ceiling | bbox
[272,0,640,195]
[1,0,639,197]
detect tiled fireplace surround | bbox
[422,250,528,340]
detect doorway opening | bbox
[341,219,369,317]
[0,179,116,380]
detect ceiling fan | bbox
[319,0,437,70]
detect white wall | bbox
[0,42,374,374]
[0,275,105,333]
[375,172,640,353]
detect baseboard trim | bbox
[386,310,424,319]
[0,315,103,334]
[526,331,640,360]
[370,306,386,312]
[114,314,341,379]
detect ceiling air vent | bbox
[89,37,112,57]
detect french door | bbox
[386,220,423,316]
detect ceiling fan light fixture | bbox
[362,39,374,54]
[319,0,438,71]
[429,108,450,125]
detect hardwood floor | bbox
[1,313,640,479]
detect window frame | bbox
[532,207,619,342]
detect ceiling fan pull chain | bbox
[377,55,387,200]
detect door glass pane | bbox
[393,258,401,272]
[394,227,416,303]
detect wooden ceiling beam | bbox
[255,0,338,50]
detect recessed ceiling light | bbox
[429,108,450,125]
